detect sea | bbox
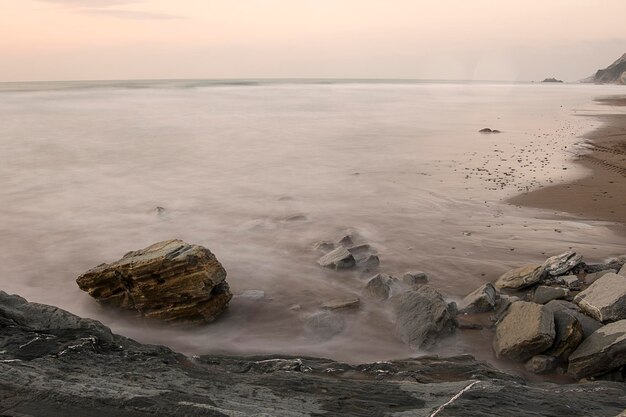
[1,79,624,372]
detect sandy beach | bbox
[510,96,626,234]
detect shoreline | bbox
[509,96,626,236]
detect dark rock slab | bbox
[1,292,626,416]
[545,300,603,340]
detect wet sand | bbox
[509,96,626,235]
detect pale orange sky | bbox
[1,0,625,82]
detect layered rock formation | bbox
[582,53,626,85]
[2,291,626,416]
[76,239,232,324]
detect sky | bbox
[1,0,625,82]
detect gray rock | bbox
[495,264,542,290]
[545,300,603,340]
[363,273,399,301]
[336,234,354,247]
[317,246,356,269]
[75,239,232,324]
[459,283,498,313]
[402,271,429,286]
[490,295,520,324]
[619,264,626,277]
[313,241,335,252]
[544,309,584,360]
[2,291,626,417]
[585,269,617,285]
[303,311,346,341]
[392,286,456,350]
[525,355,557,374]
[347,244,372,256]
[568,319,626,379]
[574,273,626,323]
[356,254,380,271]
[561,275,582,290]
[493,301,555,362]
[532,286,569,304]
[320,297,360,310]
[542,251,584,277]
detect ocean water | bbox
[0,80,624,369]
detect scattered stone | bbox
[289,304,302,311]
[356,254,380,271]
[336,235,354,247]
[317,246,356,269]
[574,273,626,323]
[347,244,372,256]
[402,271,429,286]
[495,264,542,290]
[304,311,346,342]
[155,206,166,215]
[284,214,307,222]
[363,274,399,301]
[75,239,232,324]
[459,283,498,313]
[532,286,569,304]
[525,355,557,374]
[392,286,456,350]
[313,241,335,252]
[568,319,626,379]
[544,300,603,340]
[493,301,555,362]
[585,269,617,285]
[321,297,360,310]
[544,309,584,360]
[560,275,582,290]
[238,290,266,301]
[542,251,584,278]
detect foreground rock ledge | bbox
[1,291,626,416]
[76,239,232,324]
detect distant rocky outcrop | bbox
[2,291,626,416]
[582,53,626,85]
[541,78,563,83]
[76,239,232,324]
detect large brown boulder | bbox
[495,264,542,290]
[493,301,555,362]
[76,239,232,324]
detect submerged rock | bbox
[317,246,356,269]
[574,273,626,323]
[568,319,626,379]
[525,355,557,374]
[75,239,232,324]
[392,286,456,350]
[493,301,555,362]
[459,283,498,313]
[321,297,360,310]
[356,254,380,271]
[495,264,542,290]
[303,311,346,341]
[402,271,429,286]
[363,273,399,301]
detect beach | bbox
[510,96,626,233]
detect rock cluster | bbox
[460,251,626,380]
[76,239,232,324]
